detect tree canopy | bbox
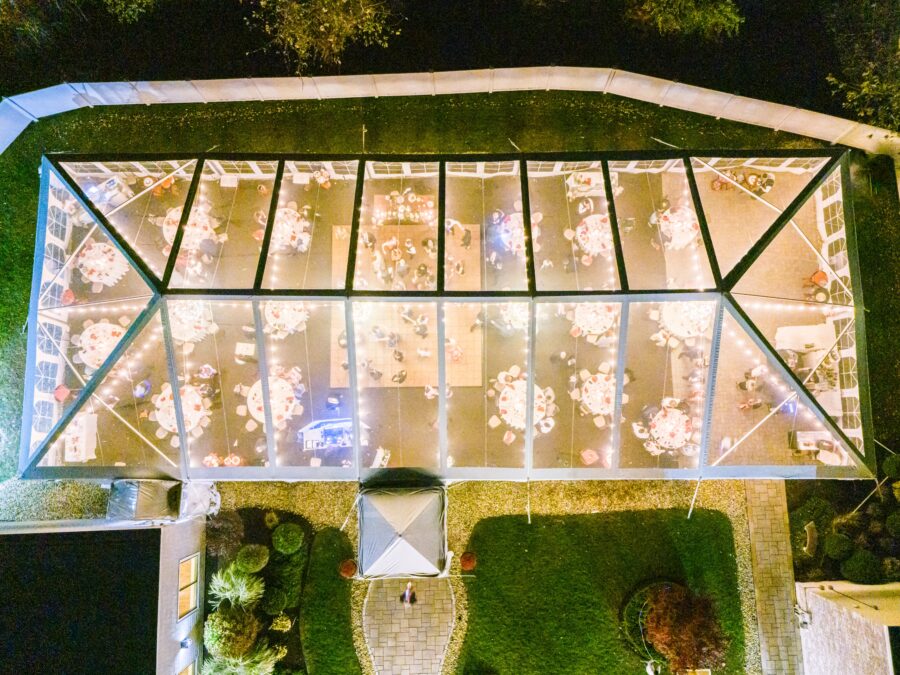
[624,0,744,40]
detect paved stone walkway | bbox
[745,480,804,674]
[363,578,454,675]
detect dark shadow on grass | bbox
[458,508,744,675]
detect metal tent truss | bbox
[19,150,873,481]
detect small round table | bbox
[497,378,547,431]
[649,407,693,450]
[77,321,126,370]
[247,377,299,427]
[76,240,129,288]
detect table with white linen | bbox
[659,301,715,340]
[657,207,701,250]
[76,240,129,288]
[76,321,126,371]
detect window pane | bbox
[444,302,530,469]
[619,299,716,469]
[38,310,181,472]
[444,162,527,291]
[177,584,197,619]
[352,301,439,468]
[169,161,275,289]
[178,555,198,589]
[353,162,439,291]
[533,301,622,469]
[527,160,620,291]
[167,300,269,468]
[690,156,829,277]
[178,663,196,675]
[261,161,357,290]
[611,159,715,290]
[60,159,198,279]
[261,300,354,468]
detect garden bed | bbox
[456,508,745,674]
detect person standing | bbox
[400,581,417,605]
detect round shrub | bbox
[262,588,287,616]
[236,544,270,573]
[841,549,884,584]
[339,559,357,578]
[203,608,261,659]
[790,497,836,563]
[869,519,885,536]
[460,552,477,571]
[883,557,900,582]
[270,613,293,632]
[824,533,854,561]
[878,536,900,556]
[886,512,900,538]
[270,549,308,609]
[867,502,886,520]
[272,523,305,555]
[264,511,280,529]
[883,455,900,479]
[644,584,728,671]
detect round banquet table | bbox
[247,377,298,426]
[570,302,618,338]
[263,300,309,338]
[659,301,714,340]
[658,207,700,250]
[270,208,312,252]
[574,214,614,258]
[155,383,206,434]
[162,206,219,252]
[76,240,129,287]
[580,371,616,416]
[168,300,218,344]
[500,302,529,332]
[497,378,546,431]
[78,321,126,370]
[648,407,693,450]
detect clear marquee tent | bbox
[358,487,448,578]
[19,151,873,482]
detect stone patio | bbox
[363,578,455,675]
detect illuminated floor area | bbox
[20,152,870,481]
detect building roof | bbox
[19,151,872,481]
[0,527,160,673]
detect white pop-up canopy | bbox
[358,486,447,578]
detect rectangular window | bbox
[177,554,199,620]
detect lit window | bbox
[177,659,197,675]
[177,554,199,620]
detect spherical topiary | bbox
[203,608,261,659]
[886,512,900,538]
[265,511,280,529]
[235,544,270,573]
[883,455,900,479]
[272,523,305,555]
[841,549,884,584]
[270,613,292,632]
[460,552,477,571]
[823,533,854,561]
[262,588,287,616]
[869,519,885,536]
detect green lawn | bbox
[0,91,897,479]
[458,509,745,674]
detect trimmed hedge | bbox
[261,588,287,616]
[300,527,361,674]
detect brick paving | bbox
[363,578,454,675]
[745,480,804,674]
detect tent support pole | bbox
[526,479,532,525]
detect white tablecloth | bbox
[162,206,219,252]
[270,208,312,252]
[580,372,616,416]
[263,300,309,339]
[247,377,299,426]
[659,302,715,339]
[658,207,700,250]
[155,383,207,433]
[77,321,126,370]
[570,302,618,338]
[76,240,129,287]
[649,407,693,450]
[168,300,218,344]
[497,378,546,431]
[574,214,614,258]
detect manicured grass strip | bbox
[458,509,745,674]
[300,527,361,675]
